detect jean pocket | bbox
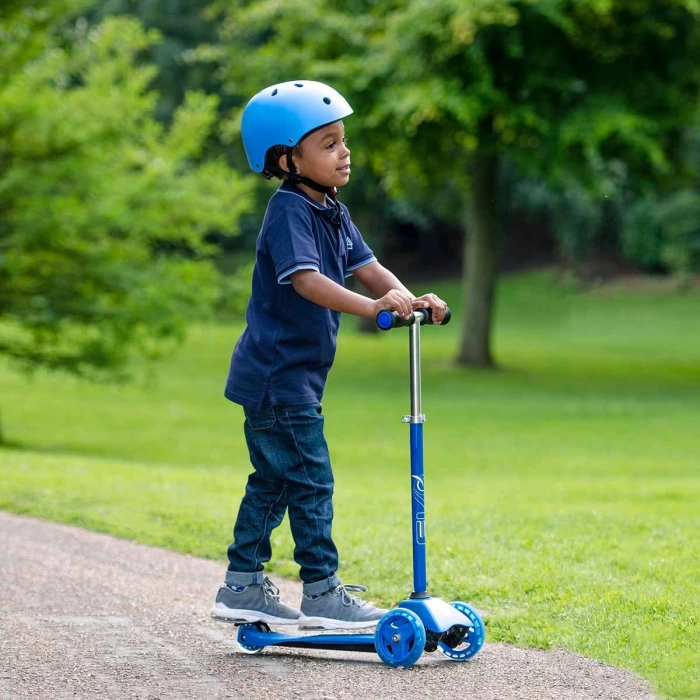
[244,399,277,430]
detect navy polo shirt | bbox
[225,181,376,407]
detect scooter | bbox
[233,307,485,668]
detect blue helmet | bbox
[241,80,354,173]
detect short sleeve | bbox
[346,220,376,276]
[265,206,320,284]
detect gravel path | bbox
[0,511,658,700]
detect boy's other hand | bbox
[374,289,422,319]
[413,293,447,324]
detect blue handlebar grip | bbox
[376,310,415,330]
[376,310,396,330]
[376,307,452,330]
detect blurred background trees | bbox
[1,0,699,383]
[0,1,252,383]
[207,0,700,366]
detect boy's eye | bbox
[326,137,347,150]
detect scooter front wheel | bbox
[437,602,485,661]
[236,622,270,654]
[375,608,426,668]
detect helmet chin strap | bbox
[286,148,342,228]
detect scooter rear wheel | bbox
[236,622,270,654]
[437,602,485,661]
[375,608,426,668]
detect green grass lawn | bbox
[1,270,699,698]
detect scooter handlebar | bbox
[376,307,452,331]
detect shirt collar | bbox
[279,181,332,211]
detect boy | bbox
[212,80,447,630]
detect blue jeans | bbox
[226,399,341,595]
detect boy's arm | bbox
[290,270,415,318]
[351,261,413,298]
[352,261,447,324]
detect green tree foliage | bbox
[623,189,700,280]
[0,2,89,66]
[90,0,224,124]
[209,0,700,366]
[0,7,253,380]
[621,124,700,279]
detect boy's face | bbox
[283,120,351,187]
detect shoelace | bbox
[261,577,281,601]
[336,584,369,607]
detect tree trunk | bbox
[457,150,499,368]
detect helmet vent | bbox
[271,88,278,96]
[294,83,304,87]
[323,97,331,104]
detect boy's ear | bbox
[277,153,290,174]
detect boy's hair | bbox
[263,144,302,181]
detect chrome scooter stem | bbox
[408,321,424,423]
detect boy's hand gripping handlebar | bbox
[375,307,452,330]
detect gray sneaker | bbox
[298,584,387,630]
[211,577,300,625]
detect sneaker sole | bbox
[211,602,299,626]
[297,615,381,631]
